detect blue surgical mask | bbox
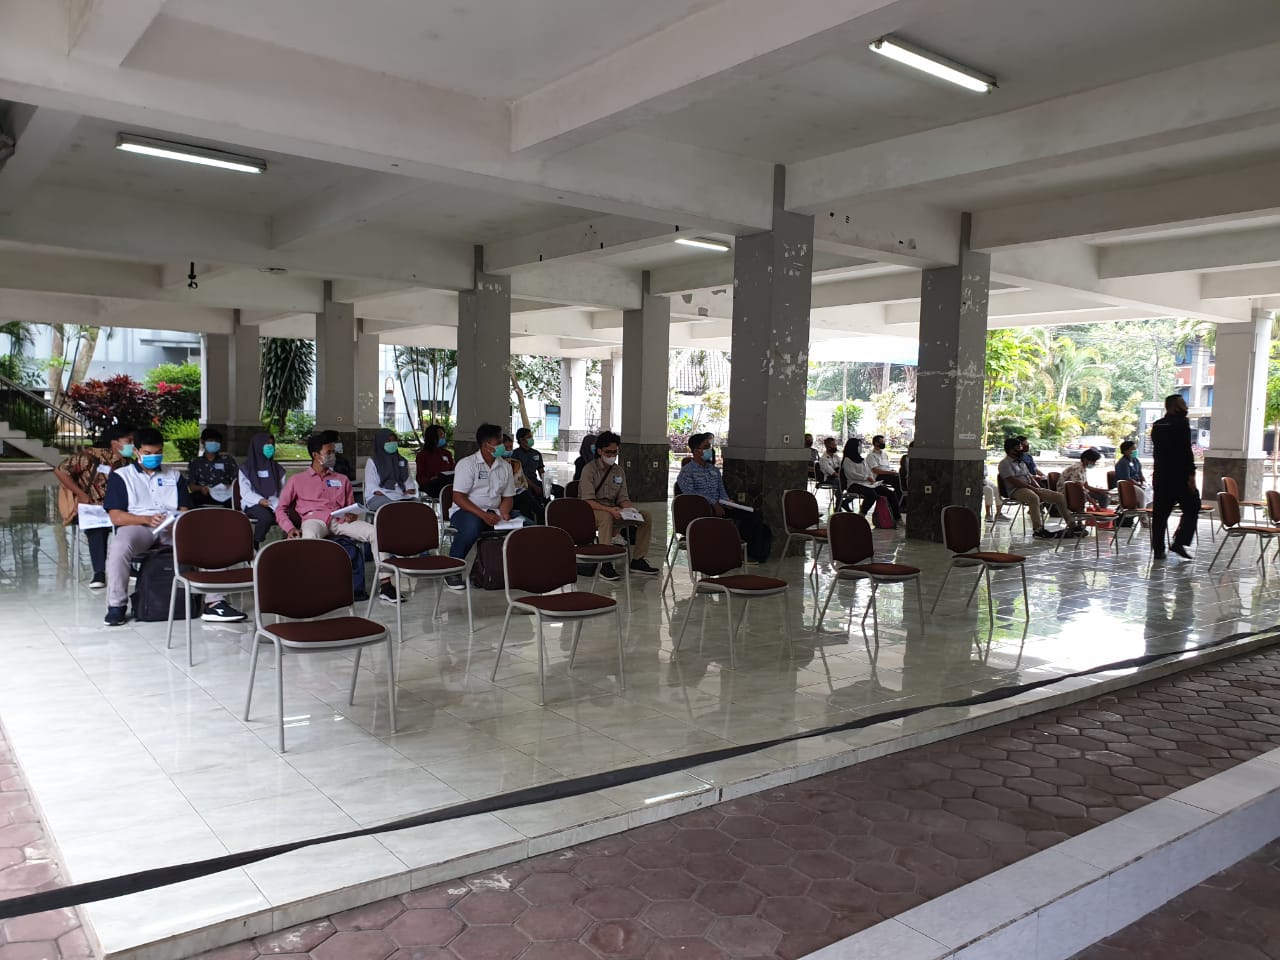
[383,441,398,454]
[493,444,507,458]
[701,448,714,462]
[437,437,447,448]
[261,444,275,459]
[589,444,596,455]
[141,453,163,470]
[203,441,221,455]
[119,443,134,459]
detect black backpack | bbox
[469,531,507,590]
[130,550,200,622]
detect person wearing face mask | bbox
[864,435,903,507]
[511,426,564,500]
[573,434,597,483]
[276,434,402,603]
[677,433,773,563]
[580,430,659,578]
[101,427,247,626]
[186,427,238,509]
[444,423,520,589]
[239,432,285,547]
[317,430,356,482]
[365,428,416,513]
[54,424,134,590]
[415,423,455,498]
[1149,394,1199,560]
[1114,439,1148,508]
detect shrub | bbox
[283,410,315,442]
[165,418,202,461]
[144,362,201,423]
[66,375,158,435]
[832,402,862,435]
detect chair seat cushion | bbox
[1235,525,1279,534]
[791,527,827,538]
[518,592,617,613]
[702,574,788,592]
[386,555,466,572]
[182,567,253,586]
[576,544,627,558]
[849,562,920,577]
[965,551,1026,564]
[1085,511,1117,519]
[266,616,385,645]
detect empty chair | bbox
[779,489,827,575]
[546,497,631,608]
[564,480,581,499]
[930,506,1029,625]
[1222,476,1266,521]
[1209,491,1278,570]
[491,525,623,705]
[166,509,255,666]
[816,512,922,645]
[661,494,715,598]
[366,500,472,640]
[1055,481,1119,559]
[1046,471,1061,492]
[675,516,790,669]
[244,539,395,752]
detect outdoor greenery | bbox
[831,401,862,436]
[65,374,159,435]
[394,347,456,441]
[510,356,560,431]
[283,410,316,442]
[165,418,202,461]
[143,361,202,424]
[260,337,316,436]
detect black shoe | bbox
[599,563,621,582]
[88,573,106,591]
[1170,544,1193,559]
[1033,528,1056,541]
[445,574,466,591]
[354,590,370,602]
[577,563,595,578]
[104,605,127,627]
[1152,551,1167,560]
[379,581,405,604]
[202,600,247,622]
[630,559,659,576]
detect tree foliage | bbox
[510,355,560,431]
[831,401,862,436]
[66,374,158,435]
[870,385,911,436]
[394,347,456,440]
[259,337,315,435]
[144,361,202,424]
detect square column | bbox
[905,213,989,542]
[200,331,230,434]
[199,313,262,457]
[559,357,591,454]
[355,323,381,434]
[455,269,511,457]
[1204,309,1273,498]
[722,208,814,553]
[315,291,361,456]
[599,352,621,432]
[620,276,672,502]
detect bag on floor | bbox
[872,496,895,530]
[130,550,199,622]
[332,535,367,599]
[469,531,507,590]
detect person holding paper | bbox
[186,427,238,509]
[864,435,903,507]
[414,424,455,498]
[839,437,901,525]
[365,429,416,512]
[512,427,563,501]
[275,435,401,604]
[54,424,134,590]
[444,423,520,589]
[101,427,247,626]
[677,433,773,563]
[579,430,659,579]
[239,432,285,547]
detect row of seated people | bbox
[808,434,903,526]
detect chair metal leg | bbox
[776,534,796,575]
[274,642,285,753]
[243,635,262,720]
[782,589,795,655]
[491,605,514,680]
[1209,535,1230,570]
[615,609,626,688]
[535,615,546,706]
[185,582,195,667]
[914,578,925,624]
[464,578,474,633]
[674,591,699,655]
[817,575,840,629]
[930,564,954,614]
[983,567,995,626]
[724,594,737,670]
[568,620,584,669]
[365,572,378,618]
[165,576,179,649]
[623,552,632,609]
[349,647,362,704]
[1019,564,1030,624]
[965,566,985,608]
[433,580,443,620]
[384,635,397,734]
[1228,535,1247,569]
[394,572,404,646]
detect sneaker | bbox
[202,600,247,623]
[1033,528,1056,541]
[630,559,660,576]
[354,590,370,603]
[1170,544,1193,560]
[599,563,621,582]
[445,574,466,591]
[88,573,106,590]
[379,580,405,604]
[611,535,628,546]
[103,605,127,626]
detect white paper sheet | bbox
[720,499,754,512]
[208,483,233,503]
[329,503,364,519]
[76,504,113,530]
[494,518,523,531]
[620,507,645,522]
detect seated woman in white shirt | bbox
[364,428,417,512]
[839,437,901,525]
[239,432,286,547]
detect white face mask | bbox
[602,455,618,467]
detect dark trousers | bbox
[86,527,109,578]
[189,492,233,510]
[844,483,901,522]
[1151,483,1201,552]
[727,510,772,563]
[424,476,450,498]
[244,504,278,546]
[513,490,545,525]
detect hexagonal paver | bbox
[626,843,689,870]
[717,815,774,838]
[728,837,793,866]
[454,891,527,925]
[741,864,811,897]
[520,944,599,960]
[761,896,833,933]
[449,926,530,960]
[386,910,464,947]
[685,853,748,882]
[332,900,405,931]
[572,856,639,887]
[254,920,336,954]
[311,930,395,960]
[645,938,729,960]
[579,887,648,920]
[516,873,587,905]
[630,868,699,901]
[694,882,762,917]
[790,850,852,880]
[515,904,592,941]
[671,829,732,855]
[641,900,715,938]
[583,919,654,958]
[706,916,783,955]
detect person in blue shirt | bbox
[1114,439,1149,508]
[676,433,772,563]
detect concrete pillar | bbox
[620,274,672,502]
[559,357,591,454]
[455,264,511,457]
[1204,309,1273,498]
[200,331,230,436]
[599,351,622,432]
[315,288,361,456]
[722,191,814,553]
[228,315,262,455]
[905,213,988,542]
[355,324,381,434]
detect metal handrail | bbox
[0,374,94,453]
[0,374,92,430]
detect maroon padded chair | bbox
[167,508,256,667]
[1113,480,1153,548]
[367,500,472,639]
[547,497,631,608]
[491,525,623,705]
[675,516,791,669]
[1055,481,1118,559]
[930,506,1029,625]
[1209,491,1279,570]
[779,489,827,575]
[244,538,394,752]
[816,512,922,644]
[661,494,715,598]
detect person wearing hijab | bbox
[572,433,597,483]
[415,423,455,497]
[365,428,416,513]
[238,432,286,547]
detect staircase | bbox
[0,375,93,468]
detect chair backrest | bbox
[565,480,581,499]
[374,500,439,556]
[1116,479,1140,511]
[255,538,352,619]
[1268,489,1280,524]
[440,483,454,515]
[503,525,576,596]
[1106,470,1116,490]
[685,516,745,578]
[546,497,599,547]
[940,505,981,554]
[781,489,820,533]
[671,494,714,538]
[1221,476,1241,498]
[1061,480,1087,513]
[173,508,253,569]
[829,511,874,566]
[1046,471,1061,491]
[1217,491,1241,529]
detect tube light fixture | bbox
[115,134,267,174]
[674,237,731,252]
[869,36,995,94]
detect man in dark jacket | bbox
[1149,394,1199,560]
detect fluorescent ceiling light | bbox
[674,237,731,252]
[869,37,995,94]
[115,134,267,174]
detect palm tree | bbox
[1033,331,1112,409]
[260,337,316,434]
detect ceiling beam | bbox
[1201,265,1280,299]
[0,288,232,334]
[0,105,80,214]
[810,198,961,268]
[484,216,687,273]
[1098,225,1280,278]
[67,0,166,65]
[269,172,422,249]
[508,262,643,311]
[648,250,871,296]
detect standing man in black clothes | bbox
[1149,394,1200,560]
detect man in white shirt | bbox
[865,435,902,505]
[997,437,1079,540]
[817,437,841,480]
[446,423,517,589]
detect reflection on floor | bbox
[0,470,1276,956]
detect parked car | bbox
[1060,435,1117,459]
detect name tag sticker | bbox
[96,464,112,476]
[613,476,623,485]
[257,470,270,478]
[478,470,489,480]
[155,479,164,486]
[214,463,226,470]
[325,478,342,488]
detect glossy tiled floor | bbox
[1,470,1279,956]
